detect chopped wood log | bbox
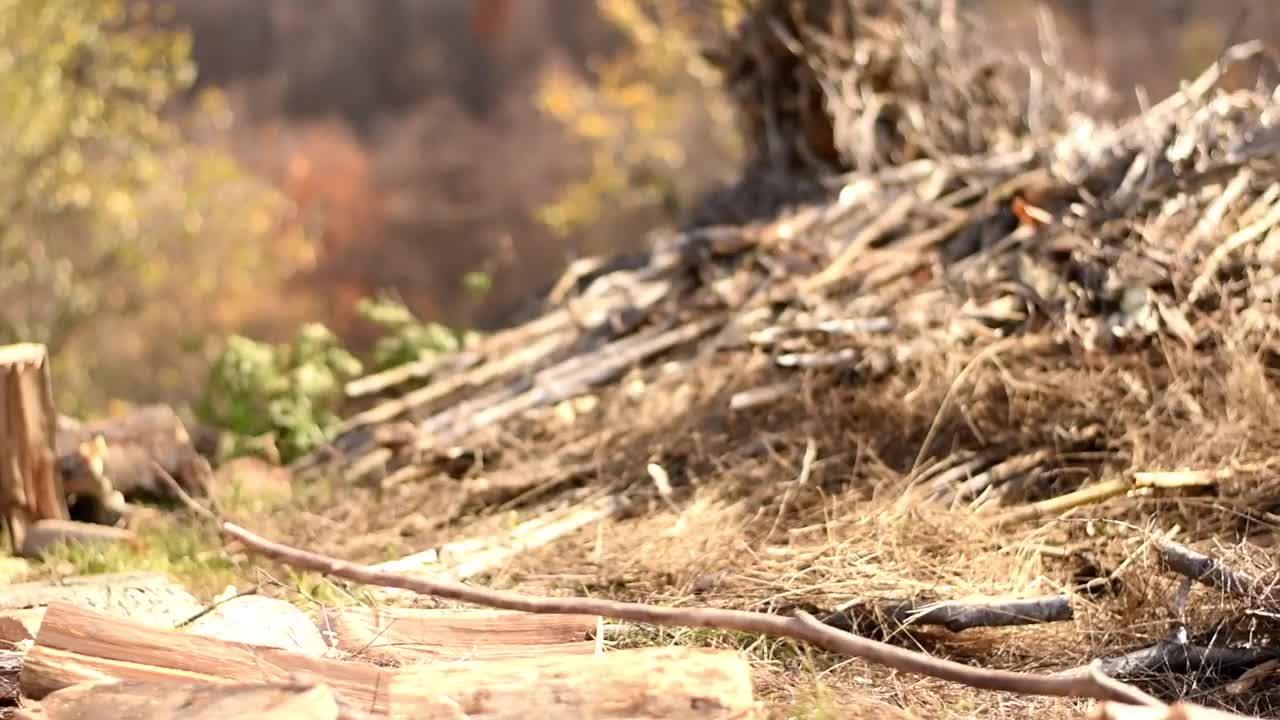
[0,609,43,645]
[19,520,137,559]
[318,607,597,663]
[728,381,800,411]
[386,645,754,720]
[20,602,392,718]
[0,343,67,553]
[54,405,213,507]
[21,602,754,720]
[184,596,329,657]
[19,680,340,720]
[344,350,482,399]
[0,573,203,630]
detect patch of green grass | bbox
[38,522,243,598]
[286,568,365,610]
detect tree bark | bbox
[0,343,67,554]
[54,404,212,503]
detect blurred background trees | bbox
[0,0,316,414]
[2,0,1278,426]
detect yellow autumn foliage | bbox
[536,0,745,236]
[0,0,317,414]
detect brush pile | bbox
[285,1,1280,716]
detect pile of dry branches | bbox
[707,0,1108,176]
[272,2,1280,716]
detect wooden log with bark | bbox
[55,405,213,502]
[0,344,67,554]
[21,601,756,720]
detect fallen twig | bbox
[174,585,262,629]
[153,462,218,522]
[221,521,1159,707]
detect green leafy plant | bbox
[198,324,362,464]
[357,296,478,372]
[535,0,743,236]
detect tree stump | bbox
[0,344,67,554]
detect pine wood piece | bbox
[20,602,390,718]
[0,608,45,644]
[16,680,341,720]
[387,645,755,720]
[22,602,756,719]
[185,595,328,657]
[0,343,67,553]
[319,606,598,663]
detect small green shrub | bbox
[197,323,362,464]
[357,296,478,372]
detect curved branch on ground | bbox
[222,521,1161,708]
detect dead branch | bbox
[222,521,1159,707]
[1156,541,1275,601]
[1092,641,1280,680]
[993,469,1222,528]
[825,595,1073,633]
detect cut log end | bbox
[0,343,67,553]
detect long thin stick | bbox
[221,522,1159,707]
